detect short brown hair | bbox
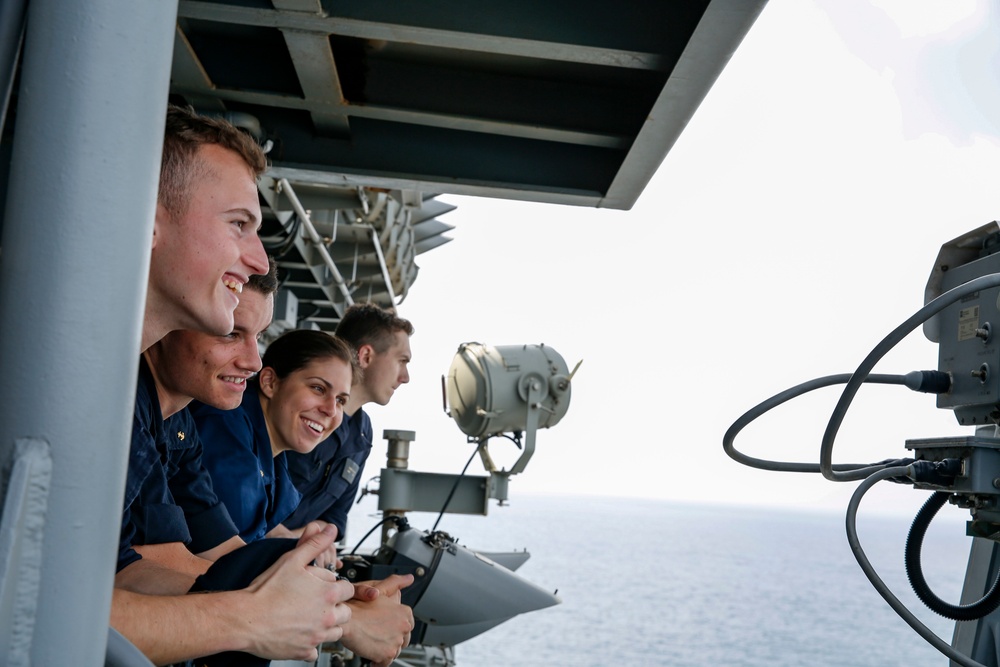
[335,303,413,354]
[159,104,267,218]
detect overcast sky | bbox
[361,0,1000,519]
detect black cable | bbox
[497,432,523,448]
[296,304,322,327]
[724,373,917,473]
[845,465,988,667]
[263,213,301,259]
[905,491,1000,621]
[430,444,482,533]
[821,272,1000,482]
[349,516,398,556]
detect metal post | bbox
[952,426,1000,667]
[0,0,178,664]
[951,537,1000,667]
[276,178,356,306]
[381,429,415,544]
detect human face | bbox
[149,143,268,337]
[360,330,411,406]
[153,290,274,410]
[259,356,352,457]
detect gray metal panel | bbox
[170,0,768,210]
[412,219,454,242]
[600,0,770,209]
[411,200,457,225]
[377,469,491,515]
[475,550,531,572]
[0,0,177,663]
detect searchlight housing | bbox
[446,342,576,476]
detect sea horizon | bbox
[348,493,975,667]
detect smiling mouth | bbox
[221,375,249,386]
[222,278,243,294]
[303,418,324,434]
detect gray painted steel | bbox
[951,537,1000,666]
[171,0,769,210]
[0,0,177,662]
[0,438,51,665]
[377,469,492,515]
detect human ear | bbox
[258,367,278,398]
[357,344,375,368]
[151,203,169,250]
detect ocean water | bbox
[348,494,973,667]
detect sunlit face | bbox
[152,289,274,409]
[149,143,268,336]
[259,356,353,457]
[360,330,411,406]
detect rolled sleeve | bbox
[136,502,191,545]
[116,509,142,573]
[187,502,239,554]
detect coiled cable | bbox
[846,465,987,667]
[904,491,1000,621]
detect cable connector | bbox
[908,458,962,486]
[389,515,410,532]
[903,370,952,394]
[880,457,962,486]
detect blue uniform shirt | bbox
[191,389,302,543]
[282,408,372,537]
[125,358,162,511]
[130,407,239,554]
[117,357,165,571]
[118,358,240,572]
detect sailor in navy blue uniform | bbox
[278,303,413,541]
[281,408,371,539]
[190,389,302,543]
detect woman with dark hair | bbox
[190,329,356,545]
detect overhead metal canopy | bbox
[160,0,768,327]
[0,0,769,331]
[171,0,768,210]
